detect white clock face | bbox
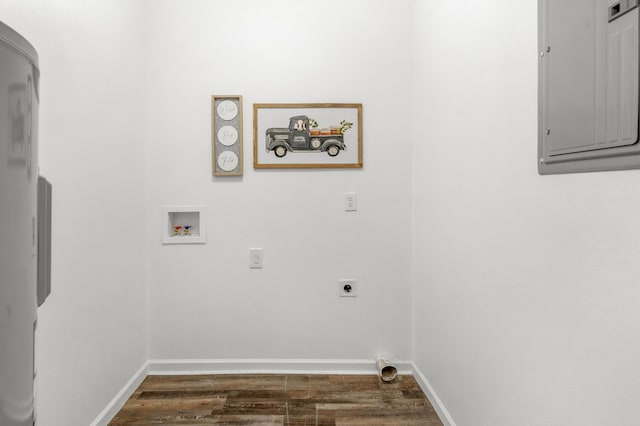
[217,151,239,172]
[217,125,239,146]
[217,100,238,121]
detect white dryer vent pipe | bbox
[375,354,397,382]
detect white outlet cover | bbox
[339,279,357,297]
[344,192,357,212]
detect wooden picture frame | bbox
[212,95,243,176]
[253,103,362,169]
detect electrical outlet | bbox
[249,248,263,268]
[338,279,357,297]
[344,192,357,212]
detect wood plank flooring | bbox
[109,374,443,425]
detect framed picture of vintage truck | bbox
[253,103,362,169]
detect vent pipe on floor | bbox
[375,354,397,382]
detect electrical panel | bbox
[539,0,640,174]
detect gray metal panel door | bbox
[543,0,599,156]
[540,0,639,163]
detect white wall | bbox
[412,1,640,425]
[0,1,414,423]
[144,0,414,362]
[0,1,149,425]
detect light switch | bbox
[249,248,263,268]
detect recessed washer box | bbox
[539,0,640,174]
[161,205,206,244]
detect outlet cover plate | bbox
[339,278,357,297]
[344,192,357,212]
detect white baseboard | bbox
[90,361,149,426]
[411,362,456,426]
[147,358,413,376]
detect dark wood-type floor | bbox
[109,374,443,425]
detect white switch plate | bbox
[339,278,357,297]
[345,192,357,211]
[249,248,263,268]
